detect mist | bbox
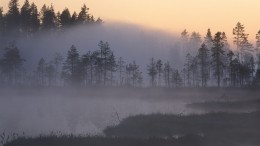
[7,22,182,71]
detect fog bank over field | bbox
[11,22,182,70]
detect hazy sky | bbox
[1,0,260,43]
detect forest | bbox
[0,0,260,88]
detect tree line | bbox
[0,0,102,38]
[1,17,260,87]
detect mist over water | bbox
[0,89,193,136]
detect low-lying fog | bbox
[0,89,193,136]
[0,88,259,137]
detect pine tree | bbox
[190,32,202,54]
[41,5,57,30]
[117,57,125,86]
[1,44,25,86]
[60,8,71,27]
[71,12,77,25]
[30,3,40,33]
[20,0,31,34]
[185,53,193,87]
[147,58,158,87]
[108,53,117,85]
[126,61,142,87]
[256,30,260,72]
[77,4,89,24]
[98,41,113,85]
[62,45,81,85]
[197,43,210,87]
[204,29,213,49]
[164,61,171,88]
[181,29,189,56]
[81,51,91,86]
[156,59,163,86]
[0,7,5,36]
[211,32,226,87]
[172,69,182,87]
[37,58,47,86]
[6,0,20,33]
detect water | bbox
[0,92,191,136]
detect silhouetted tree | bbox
[197,43,210,87]
[211,32,225,87]
[1,44,25,86]
[98,40,113,85]
[204,29,213,49]
[60,8,71,27]
[230,57,241,86]
[36,58,46,86]
[108,53,117,85]
[81,51,91,86]
[156,59,163,86]
[30,3,40,33]
[41,5,57,30]
[147,58,158,87]
[20,0,31,35]
[181,29,189,56]
[71,12,77,25]
[233,22,246,61]
[163,61,171,88]
[0,7,5,36]
[6,0,20,34]
[77,4,89,24]
[45,62,55,86]
[190,56,199,86]
[126,61,142,87]
[227,50,235,86]
[189,32,202,54]
[90,51,99,85]
[171,69,182,87]
[117,57,125,86]
[184,53,193,86]
[62,45,81,86]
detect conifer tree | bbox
[211,32,226,87]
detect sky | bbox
[1,0,260,45]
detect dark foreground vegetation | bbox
[3,112,260,146]
[104,112,260,146]
[3,135,204,146]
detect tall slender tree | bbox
[147,58,158,87]
[20,0,31,34]
[211,32,225,87]
[197,43,210,87]
[30,3,40,33]
[117,57,125,86]
[156,59,163,86]
[0,7,5,36]
[164,61,171,88]
[62,45,81,85]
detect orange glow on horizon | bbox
[1,0,260,45]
